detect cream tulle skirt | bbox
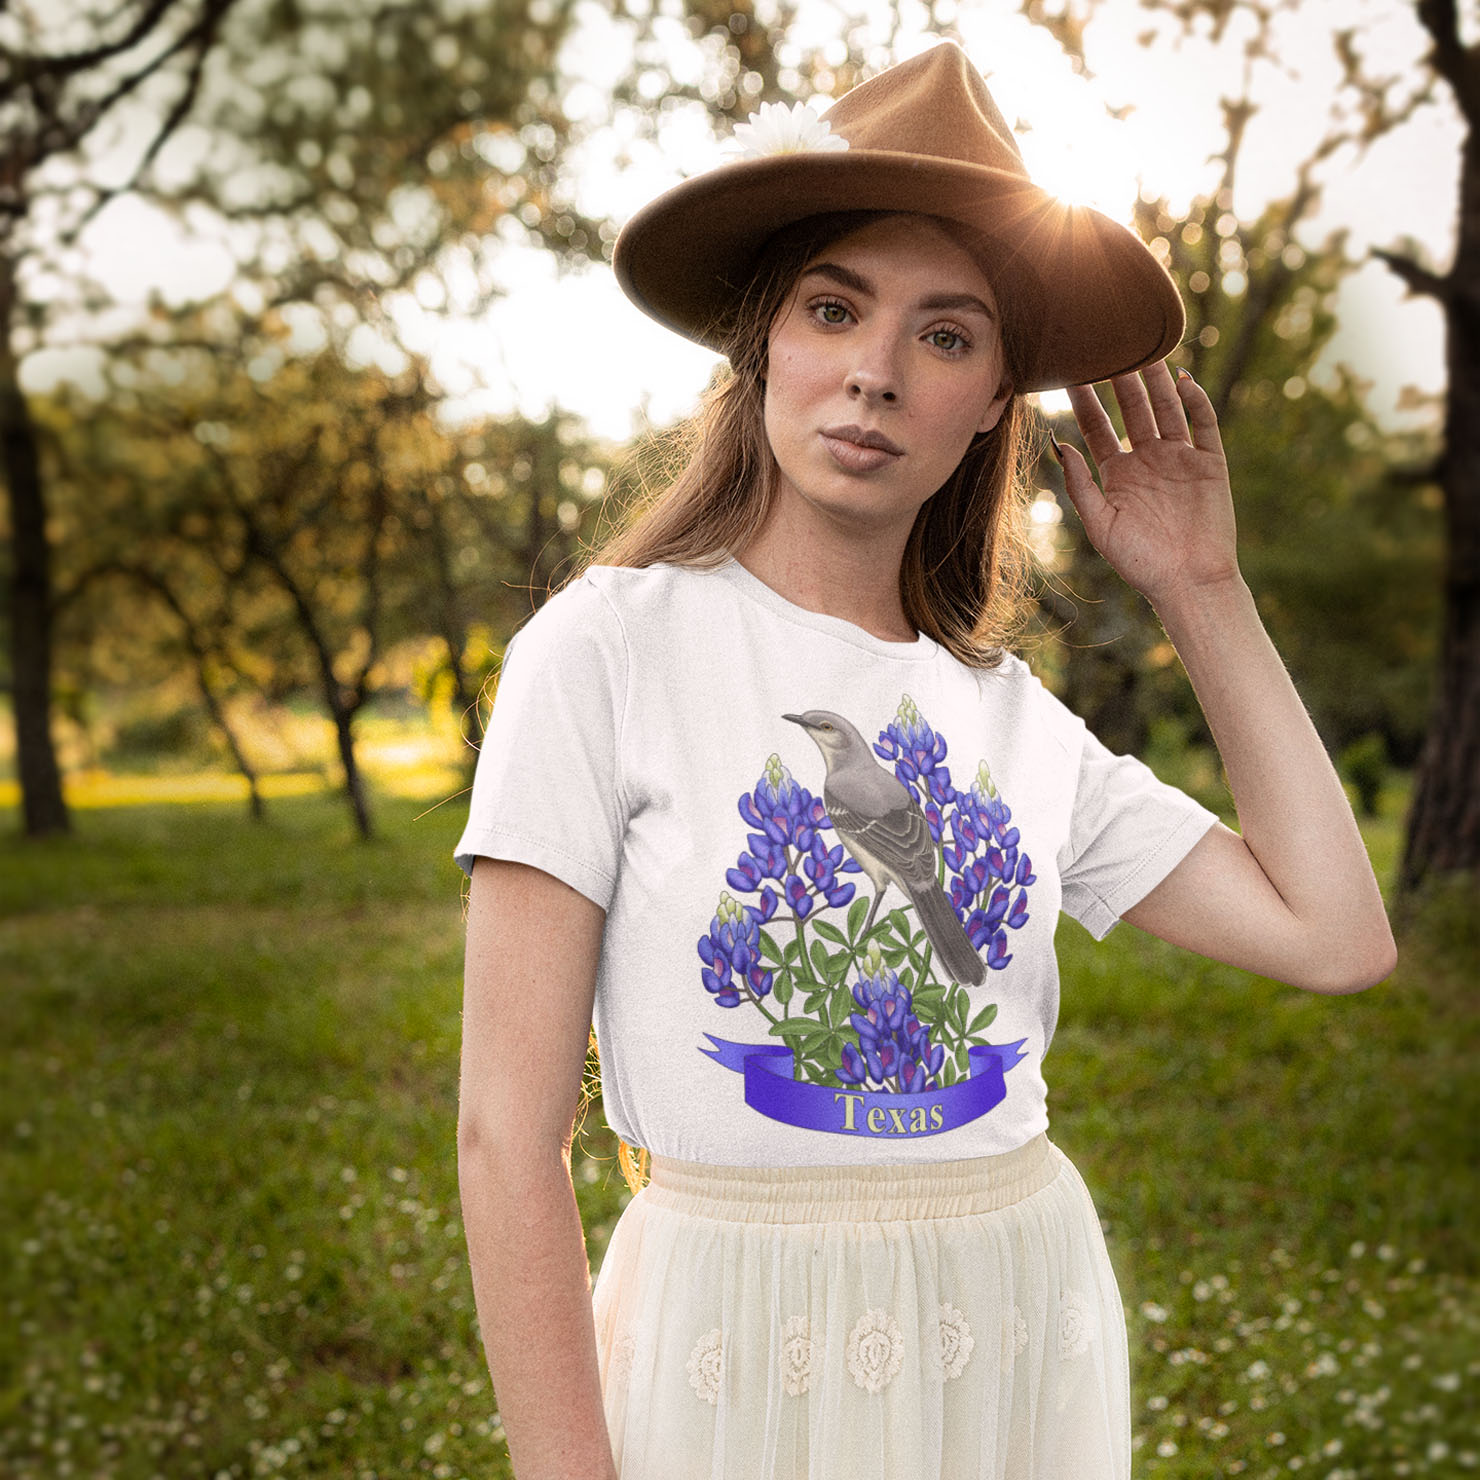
[589,1133,1130,1479]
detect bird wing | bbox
[825,786,938,888]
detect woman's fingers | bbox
[1144,361,1191,442]
[1053,436,1112,549]
[1065,383,1121,467]
[1177,370,1225,456]
[1109,371,1161,444]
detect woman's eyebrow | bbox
[800,261,997,320]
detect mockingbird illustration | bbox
[784,708,987,987]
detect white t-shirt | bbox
[454,556,1220,1166]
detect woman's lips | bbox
[819,427,904,473]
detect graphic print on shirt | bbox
[697,694,1032,1139]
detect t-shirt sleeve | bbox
[1042,688,1222,942]
[452,576,629,911]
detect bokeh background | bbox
[2,1,1475,1477]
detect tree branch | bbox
[1372,245,1451,301]
[1415,0,1469,112]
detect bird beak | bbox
[781,713,807,728]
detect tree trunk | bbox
[330,698,371,840]
[0,252,69,836]
[1398,98,1480,893]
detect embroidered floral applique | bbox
[1058,1290,1096,1359]
[1002,1304,1030,1366]
[847,1308,904,1394]
[609,1331,637,1387]
[687,1327,724,1404]
[726,101,850,160]
[937,1301,975,1380]
[779,1313,814,1396]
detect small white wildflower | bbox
[728,101,850,159]
[1157,1439,1179,1457]
[1141,1301,1169,1323]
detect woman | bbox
[454,41,1396,1480]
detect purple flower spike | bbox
[699,891,773,1008]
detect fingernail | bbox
[1176,366,1193,381]
[1048,429,1064,461]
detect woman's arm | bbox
[458,855,618,1480]
[1059,363,1397,994]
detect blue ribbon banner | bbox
[698,1034,1029,1139]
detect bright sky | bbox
[23,0,1457,441]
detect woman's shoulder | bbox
[505,560,709,658]
[967,649,1084,753]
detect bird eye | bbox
[821,723,833,731]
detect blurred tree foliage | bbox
[7,0,1450,862]
[7,0,843,836]
[45,333,618,836]
[1025,0,1443,825]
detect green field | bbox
[1,778,1475,1479]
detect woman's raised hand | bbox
[1058,362,1239,611]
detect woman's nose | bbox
[846,331,902,404]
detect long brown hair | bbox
[572,210,1043,1196]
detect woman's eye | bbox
[813,300,849,325]
[928,327,969,353]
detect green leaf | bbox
[848,897,869,942]
[758,929,785,965]
[913,995,945,1022]
[770,1019,829,1045]
[772,974,794,1007]
[810,940,830,977]
[803,989,829,1015]
[827,949,856,985]
[950,991,969,1034]
[967,1002,998,1036]
[812,919,848,946]
[830,984,855,1028]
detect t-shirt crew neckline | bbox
[703,553,941,663]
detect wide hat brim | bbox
[613,149,1185,394]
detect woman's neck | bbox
[731,517,918,644]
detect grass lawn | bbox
[1,777,1475,1479]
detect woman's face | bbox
[762,214,1010,541]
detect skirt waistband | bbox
[643,1132,1058,1224]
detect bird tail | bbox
[905,881,986,986]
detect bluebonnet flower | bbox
[729,755,856,918]
[949,760,1035,971]
[836,945,947,1093]
[697,891,773,1008]
[874,694,954,841]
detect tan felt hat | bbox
[612,40,1185,393]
